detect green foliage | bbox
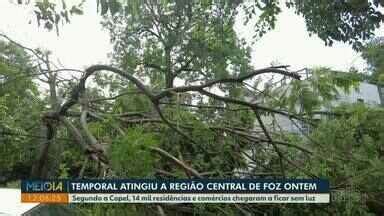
[158,108,248,176]
[270,67,361,114]
[103,0,252,89]
[0,40,42,180]
[4,1,384,215]
[17,0,85,34]
[113,90,153,113]
[58,149,85,177]
[109,127,158,177]
[301,104,384,214]
[58,163,70,178]
[287,0,384,49]
[0,41,33,68]
[362,37,384,84]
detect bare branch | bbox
[0,33,45,62]
[159,102,249,111]
[215,127,313,154]
[252,108,286,176]
[50,68,85,74]
[90,91,143,103]
[149,147,202,178]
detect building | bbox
[264,69,384,134]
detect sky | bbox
[0,0,383,72]
[0,0,111,69]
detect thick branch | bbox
[80,110,98,146]
[199,89,305,121]
[59,65,156,116]
[216,127,313,154]
[155,67,300,99]
[90,91,142,103]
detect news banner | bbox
[21,179,329,203]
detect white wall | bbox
[335,82,382,106]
